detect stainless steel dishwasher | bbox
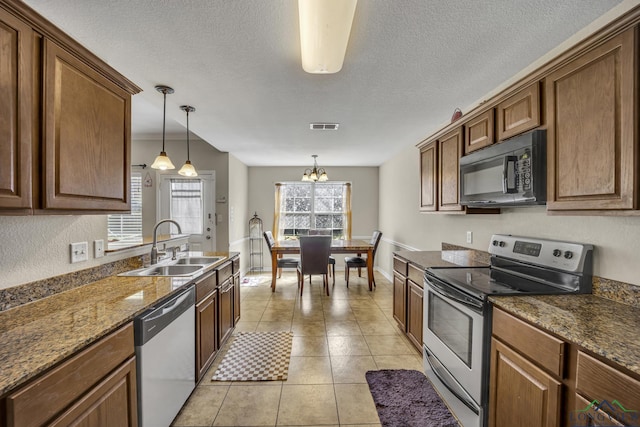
[134,285,196,427]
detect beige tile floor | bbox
[172,270,423,427]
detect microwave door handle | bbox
[502,156,518,194]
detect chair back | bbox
[263,231,275,250]
[308,229,331,236]
[370,230,383,258]
[299,236,332,275]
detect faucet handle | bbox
[171,246,179,260]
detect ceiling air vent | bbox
[310,123,339,130]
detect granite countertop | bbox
[0,251,237,396]
[490,295,640,376]
[394,250,489,269]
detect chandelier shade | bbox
[302,155,328,182]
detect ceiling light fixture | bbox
[150,85,176,170]
[298,0,358,74]
[302,155,328,182]
[178,105,197,177]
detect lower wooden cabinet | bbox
[4,323,137,427]
[489,337,562,427]
[233,272,241,325]
[392,272,406,331]
[196,290,218,382]
[218,279,234,347]
[406,280,424,350]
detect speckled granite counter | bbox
[0,251,237,396]
[490,295,640,376]
[394,249,489,269]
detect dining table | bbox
[269,239,375,292]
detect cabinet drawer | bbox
[232,256,240,274]
[393,256,408,276]
[576,351,640,410]
[492,308,565,377]
[6,323,134,427]
[408,264,424,286]
[574,393,626,426]
[195,271,217,303]
[217,260,233,285]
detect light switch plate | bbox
[70,242,89,263]
[466,231,473,244]
[94,239,104,258]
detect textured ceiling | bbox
[22,0,627,166]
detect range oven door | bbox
[423,273,486,409]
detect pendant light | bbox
[178,105,197,177]
[302,155,328,182]
[150,85,176,170]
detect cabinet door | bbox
[392,272,406,331]
[489,338,562,427]
[497,82,541,141]
[49,357,138,427]
[0,8,33,210]
[464,109,494,153]
[438,128,464,211]
[545,28,637,211]
[406,279,423,351]
[42,39,131,211]
[419,141,437,211]
[218,280,234,346]
[196,291,217,381]
[233,272,241,324]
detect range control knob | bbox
[492,240,499,246]
[553,249,562,257]
[564,251,573,259]
[499,241,506,247]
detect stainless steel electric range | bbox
[422,234,594,427]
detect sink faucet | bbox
[151,219,182,265]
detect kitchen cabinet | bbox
[217,260,234,347]
[0,0,140,214]
[489,308,565,427]
[406,278,423,351]
[195,271,218,382]
[392,255,423,352]
[497,82,541,141]
[438,127,465,212]
[0,7,33,211]
[4,323,137,427]
[232,256,241,325]
[545,27,638,212]
[419,141,438,211]
[464,109,495,153]
[392,256,408,330]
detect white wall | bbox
[378,143,640,287]
[247,166,379,270]
[228,154,250,272]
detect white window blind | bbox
[170,178,203,234]
[107,172,142,248]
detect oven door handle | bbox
[426,277,484,314]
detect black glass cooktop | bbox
[425,266,572,301]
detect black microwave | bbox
[459,130,546,207]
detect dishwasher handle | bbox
[135,285,195,346]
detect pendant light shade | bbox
[151,85,176,170]
[302,155,328,182]
[178,105,198,177]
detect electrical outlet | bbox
[94,239,104,258]
[70,242,89,263]
[466,231,473,244]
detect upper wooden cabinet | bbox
[419,141,437,211]
[0,1,140,214]
[464,109,495,153]
[438,127,464,212]
[497,82,541,141]
[0,8,33,211]
[545,27,637,212]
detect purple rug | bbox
[365,369,459,427]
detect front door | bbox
[158,172,216,252]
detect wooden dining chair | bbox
[263,231,298,278]
[308,229,335,285]
[344,230,382,288]
[297,235,332,296]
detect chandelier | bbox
[302,155,328,182]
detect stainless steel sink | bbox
[120,264,203,277]
[174,256,224,265]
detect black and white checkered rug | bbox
[211,331,293,381]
